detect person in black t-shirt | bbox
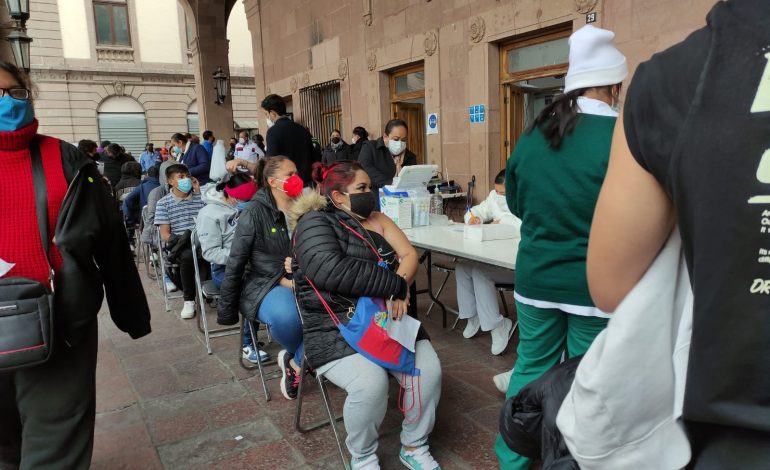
[587,0,770,466]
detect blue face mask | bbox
[235,201,249,212]
[0,95,34,132]
[176,177,192,193]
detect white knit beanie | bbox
[564,25,628,93]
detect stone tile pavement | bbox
[91,254,518,469]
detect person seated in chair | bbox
[154,164,207,319]
[456,170,522,356]
[196,172,267,364]
[217,156,305,401]
[290,160,442,470]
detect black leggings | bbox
[173,247,209,301]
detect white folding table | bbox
[403,224,519,327]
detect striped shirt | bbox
[154,192,204,234]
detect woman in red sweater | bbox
[0,62,151,469]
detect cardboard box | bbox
[380,196,413,229]
[463,224,519,242]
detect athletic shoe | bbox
[399,446,440,470]
[180,301,196,319]
[278,350,299,400]
[462,315,480,339]
[242,346,270,364]
[490,317,514,355]
[351,454,380,470]
[165,280,178,293]
[493,367,514,394]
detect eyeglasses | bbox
[0,88,30,100]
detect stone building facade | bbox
[244,0,716,196]
[27,0,260,155]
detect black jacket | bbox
[288,192,408,369]
[266,117,318,185]
[500,356,581,470]
[55,141,152,345]
[350,138,368,161]
[321,141,352,165]
[357,137,417,195]
[217,188,292,324]
[102,153,133,188]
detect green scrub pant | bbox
[495,300,608,469]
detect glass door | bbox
[500,24,571,166]
[390,64,426,163]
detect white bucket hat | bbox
[564,25,628,93]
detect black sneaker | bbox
[278,350,299,400]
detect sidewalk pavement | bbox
[91,255,517,469]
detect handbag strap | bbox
[29,139,53,280]
[339,220,382,262]
[304,276,342,327]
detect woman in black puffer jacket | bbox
[289,160,442,470]
[217,155,305,401]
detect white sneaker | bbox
[462,315,480,339]
[490,317,514,355]
[242,346,270,364]
[399,446,440,470]
[493,367,514,394]
[351,453,380,470]
[165,280,178,292]
[180,301,196,319]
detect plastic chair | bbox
[190,228,241,354]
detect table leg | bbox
[423,250,448,328]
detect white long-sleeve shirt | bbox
[464,190,522,232]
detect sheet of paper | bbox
[0,258,14,278]
[386,312,421,353]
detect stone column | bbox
[189,0,234,141]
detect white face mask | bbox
[238,137,245,145]
[388,139,406,156]
[496,193,507,209]
[266,118,275,128]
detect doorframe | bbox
[499,24,571,167]
[389,62,426,163]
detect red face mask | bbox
[277,174,304,198]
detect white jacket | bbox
[464,190,522,230]
[234,140,264,164]
[195,184,240,266]
[556,227,693,469]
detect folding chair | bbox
[290,288,347,468]
[156,228,184,312]
[190,228,241,354]
[495,282,519,335]
[139,206,162,288]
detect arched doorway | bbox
[97,96,148,158]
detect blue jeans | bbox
[211,264,225,289]
[255,285,304,360]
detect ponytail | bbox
[312,160,362,197]
[255,155,289,188]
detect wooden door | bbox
[393,102,425,164]
[502,84,525,162]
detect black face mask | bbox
[331,137,341,144]
[345,191,377,220]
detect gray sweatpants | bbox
[318,339,442,459]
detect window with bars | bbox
[94,1,131,46]
[299,81,342,147]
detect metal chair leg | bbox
[425,269,452,318]
[499,289,510,317]
[248,319,271,402]
[294,360,346,467]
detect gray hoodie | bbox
[195,184,240,265]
